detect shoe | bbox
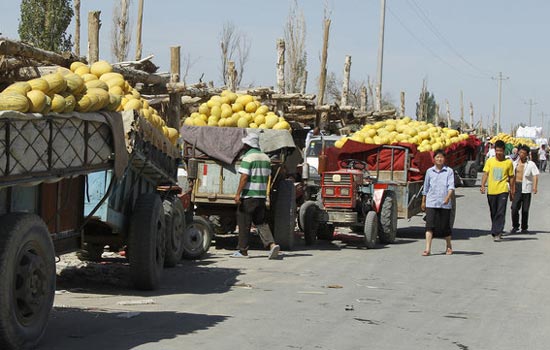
[521,229,529,234]
[493,234,502,242]
[230,251,250,258]
[268,244,280,260]
[510,228,519,234]
[446,248,453,255]
[421,250,430,256]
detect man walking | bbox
[232,132,280,259]
[510,145,539,233]
[538,144,547,172]
[480,140,515,241]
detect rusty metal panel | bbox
[41,177,85,234]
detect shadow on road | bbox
[39,307,229,350]
[398,226,493,241]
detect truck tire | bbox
[272,179,297,251]
[317,223,335,240]
[378,191,398,244]
[462,161,478,187]
[163,197,186,267]
[182,216,212,260]
[300,201,320,246]
[364,211,378,249]
[0,214,55,350]
[128,193,165,290]
[76,242,104,262]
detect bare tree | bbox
[284,0,307,93]
[182,52,199,85]
[324,71,340,104]
[111,0,132,62]
[219,21,250,87]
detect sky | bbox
[1,0,549,133]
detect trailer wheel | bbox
[182,216,212,260]
[364,211,378,249]
[271,179,297,251]
[0,214,55,350]
[163,197,186,267]
[462,161,478,187]
[378,191,398,244]
[450,193,457,230]
[300,201,320,246]
[128,193,165,290]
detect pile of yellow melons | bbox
[183,90,291,130]
[0,60,179,146]
[335,117,471,152]
[490,133,537,148]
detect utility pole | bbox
[492,72,509,134]
[445,99,451,128]
[525,99,537,126]
[459,90,464,130]
[375,0,387,111]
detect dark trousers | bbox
[511,182,532,230]
[237,198,275,251]
[487,193,508,235]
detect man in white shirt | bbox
[538,144,547,172]
[510,145,539,233]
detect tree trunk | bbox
[135,0,144,60]
[88,11,101,64]
[276,38,285,94]
[341,55,351,107]
[317,19,330,106]
[74,0,81,56]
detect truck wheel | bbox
[378,191,398,244]
[181,216,212,260]
[163,197,186,267]
[450,194,457,230]
[462,161,478,187]
[128,193,165,290]
[300,201,320,246]
[272,179,297,250]
[0,214,55,350]
[76,243,104,262]
[364,211,378,249]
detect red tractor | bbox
[300,158,398,248]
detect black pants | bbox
[487,193,508,235]
[511,182,532,230]
[237,198,275,251]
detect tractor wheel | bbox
[181,216,212,260]
[0,214,55,350]
[462,161,478,187]
[128,193,165,290]
[163,197,186,267]
[271,179,297,251]
[364,211,378,249]
[300,201,320,246]
[378,190,398,244]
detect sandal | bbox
[446,248,453,255]
[422,250,430,256]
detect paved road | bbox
[40,173,550,350]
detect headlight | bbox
[340,187,350,196]
[325,187,335,196]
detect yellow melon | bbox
[27,78,50,93]
[4,82,32,95]
[51,94,66,113]
[26,90,47,113]
[0,92,30,112]
[70,61,87,72]
[90,60,113,78]
[64,73,85,94]
[62,93,76,113]
[85,80,109,91]
[42,73,67,94]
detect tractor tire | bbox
[0,214,55,350]
[272,179,297,251]
[378,190,398,244]
[181,216,212,260]
[300,201,320,246]
[462,161,478,187]
[364,211,378,249]
[128,193,165,290]
[317,224,335,240]
[163,197,186,267]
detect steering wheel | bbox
[339,159,371,175]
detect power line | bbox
[386,6,489,80]
[405,0,494,78]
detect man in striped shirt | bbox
[232,133,280,259]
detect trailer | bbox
[180,125,299,250]
[300,136,481,246]
[0,109,189,350]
